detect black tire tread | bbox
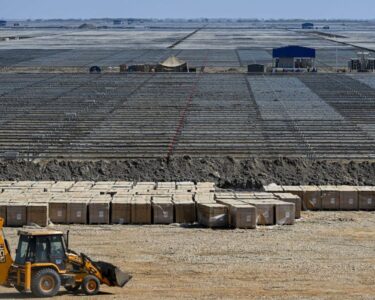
[31,268,61,298]
[81,275,100,296]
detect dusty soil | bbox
[1,158,375,189]
[0,211,374,299]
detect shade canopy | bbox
[159,56,187,68]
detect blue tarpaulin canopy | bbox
[272,46,316,58]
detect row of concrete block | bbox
[263,185,375,211]
[0,181,213,194]
[0,192,298,229]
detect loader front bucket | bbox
[114,267,132,287]
[95,261,132,287]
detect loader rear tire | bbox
[31,268,61,298]
[81,275,100,295]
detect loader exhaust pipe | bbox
[65,230,70,249]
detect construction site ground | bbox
[0,211,374,300]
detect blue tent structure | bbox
[273,46,316,59]
[272,46,316,71]
[302,22,314,29]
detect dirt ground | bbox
[0,211,374,300]
[2,158,375,189]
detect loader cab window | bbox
[34,235,66,269]
[50,235,65,259]
[35,237,50,262]
[15,234,67,269]
[15,235,30,265]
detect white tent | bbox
[159,56,187,68]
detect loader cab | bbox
[15,230,67,271]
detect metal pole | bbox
[335,44,338,72]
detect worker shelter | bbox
[273,46,316,71]
[156,56,188,72]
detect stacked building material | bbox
[172,194,196,224]
[90,181,116,194]
[274,193,302,219]
[356,186,375,210]
[88,195,111,224]
[197,203,228,228]
[242,199,275,225]
[196,182,215,193]
[111,181,134,194]
[300,186,322,210]
[27,201,49,227]
[320,186,340,210]
[49,197,68,224]
[7,200,27,227]
[216,197,257,229]
[152,196,174,224]
[274,200,295,225]
[263,184,284,193]
[50,181,74,193]
[131,195,152,224]
[338,186,359,210]
[67,195,88,224]
[281,186,304,201]
[263,184,375,212]
[176,182,196,193]
[111,195,132,224]
[68,181,94,192]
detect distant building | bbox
[248,64,265,73]
[273,45,316,70]
[323,25,330,30]
[349,52,375,72]
[89,66,101,74]
[302,22,314,29]
[113,19,123,26]
[0,20,6,27]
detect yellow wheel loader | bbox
[0,218,132,297]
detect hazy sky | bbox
[0,0,374,20]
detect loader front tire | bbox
[81,275,100,295]
[31,268,61,297]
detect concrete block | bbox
[172,195,196,224]
[275,201,295,225]
[111,196,132,224]
[300,186,322,210]
[356,186,375,211]
[131,196,151,224]
[320,186,340,210]
[243,200,275,225]
[27,202,48,227]
[338,186,358,211]
[88,199,110,224]
[49,201,68,224]
[152,196,174,224]
[274,193,302,219]
[197,203,228,228]
[7,202,27,227]
[67,200,88,224]
[217,200,257,229]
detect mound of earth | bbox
[0,157,375,189]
